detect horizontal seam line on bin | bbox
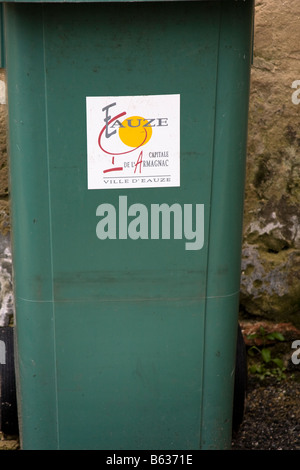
[17,290,241,303]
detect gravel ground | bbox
[232,321,300,450]
[232,373,300,450]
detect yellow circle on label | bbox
[119,116,152,148]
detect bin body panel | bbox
[5,1,254,449]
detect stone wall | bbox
[240,0,300,327]
[0,69,13,327]
[0,1,299,327]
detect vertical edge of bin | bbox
[5,4,59,449]
[200,0,254,449]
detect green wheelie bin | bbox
[3,0,253,449]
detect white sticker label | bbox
[86,94,180,189]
